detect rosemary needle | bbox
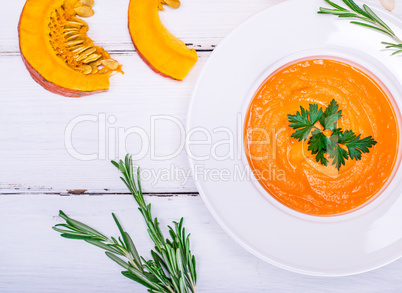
[53,154,197,293]
[318,0,402,55]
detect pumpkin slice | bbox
[19,0,123,97]
[128,0,198,80]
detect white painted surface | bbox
[0,0,286,192]
[0,0,388,193]
[187,0,402,276]
[2,0,402,291]
[2,194,402,293]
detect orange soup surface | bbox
[244,58,399,216]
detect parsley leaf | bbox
[319,99,342,131]
[287,104,323,141]
[328,129,349,170]
[288,99,377,170]
[315,150,329,166]
[308,130,330,166]
[328,143,349,170]
[338,130,377,160]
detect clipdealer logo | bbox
[64,113,245,161]
[64,113,287,184]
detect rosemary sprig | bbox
[318,0,402,55]
[53,155,197,293]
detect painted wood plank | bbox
[1,193,402,293]
[3,1,402,292]
[0,52,213,193]
[2,0,393,54]
[1,0,401,193]
[1,0,284,53]
[0,0,287,193]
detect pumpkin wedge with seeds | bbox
[19,0,123,97]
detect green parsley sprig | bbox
[287,99,377,170]
[318,0,402,55]
[53,155,197,293]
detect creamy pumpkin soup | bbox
[244,58,399,216]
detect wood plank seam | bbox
[0,45,216,55]
[0,192,199,196]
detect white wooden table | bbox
[2,0,402,292]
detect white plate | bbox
[187,0,402,276]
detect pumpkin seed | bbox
[100,59,119,70]
[76,47,97,61]
[71,45,91,54]
[63,28,79,33]
[91,60,102,67]
[65,34,81,41]
[66,39,84,47]
[163,0,180,8]
[64,21,83,28]
[74,6,94,18]
[63,30,78,37]
[79,65,92,75]
[380,0,395,11]
[69,17,89,31]
[91,64,99,74]
[80,0,95,8]
[71,16,87,25]
[68,45,81,53]
[83,53,101,63]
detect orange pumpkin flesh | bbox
[244,58,399,216]
[18,0,123,97]
[128,0,198,81]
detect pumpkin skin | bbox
[128,0,198,81]
[18,0,122,97]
